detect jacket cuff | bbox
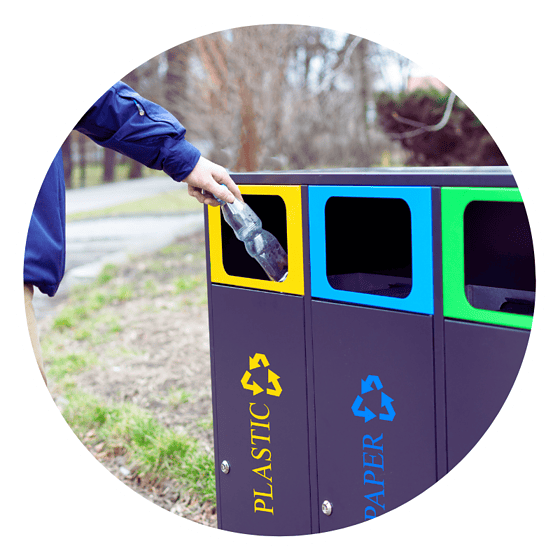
[162,137,202,182]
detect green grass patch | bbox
[167,388,192,408]
[97,264,118,285]
[63,391,215,503]
[115,284,133,302]
[52,305,91,331]
[67,189,203,222]
[51,288,120,334]
[74,328,92,341]
[174,275,203,294]
[160,243,189,256]
[103,313,123,334]
[47,351,97,381]
[87,290,112,310]
[145,261,167,274]
[143,279,158,295]
[196,417,213,431]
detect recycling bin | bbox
[205,185,313,536]
[440,186,534,469]
[204,168,534,535]
[308,185,438,532]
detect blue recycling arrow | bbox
[361,375,383,394]
[379,392,396,421]
[351,396,376,422]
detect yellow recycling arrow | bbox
[249,353,270,370]
[241,371,264,395]
[266,369,282,397]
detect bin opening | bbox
[325,196,412,298]
[464,200,535,315]
[221,194,288,281]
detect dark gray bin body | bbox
[204,168,532,535]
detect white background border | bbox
[14,14,545,546]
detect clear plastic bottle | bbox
[215,196,288,282]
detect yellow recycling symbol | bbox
[241,353,282,397]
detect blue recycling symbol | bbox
[351,375,396,422]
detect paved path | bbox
[33,177,205,320]
[65,175,184,214]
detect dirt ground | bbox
[40,229,219,528]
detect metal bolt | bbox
[220,460,230,474]
[322,500,333,516]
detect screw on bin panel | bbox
[220,460,230,474]
[321,500,333,516]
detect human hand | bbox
[183,156,243,207]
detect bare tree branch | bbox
[389,91,457,138]
[305,35,363,97]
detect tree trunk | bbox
[78,133,87,188]
[355,39,373,167]
[235,79,260,172]
[103,148,116,183]
[128,158,143,179]
[195,33,230,166]
[61,133,73,189]
[165,43,190,130]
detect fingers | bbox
[209,181,236,204]
[214,169,243,202]
[205,197,222,207]
[183,156,242,205]
[187,185,206,204]
[187,185,221,206]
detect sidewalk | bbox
[65,175,184,214]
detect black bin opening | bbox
[464,200,536,315]
[325,196,412,298]
[221,194,288,281]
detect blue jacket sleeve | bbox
[74,82,201,182]
[24,150,66,296]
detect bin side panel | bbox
[311,300,437,532]
[210,285,311,536]
[445,319,530,470]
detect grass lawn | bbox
[42,232,216,521]
[70,163,161,189]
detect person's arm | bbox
[75,81,241,204]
